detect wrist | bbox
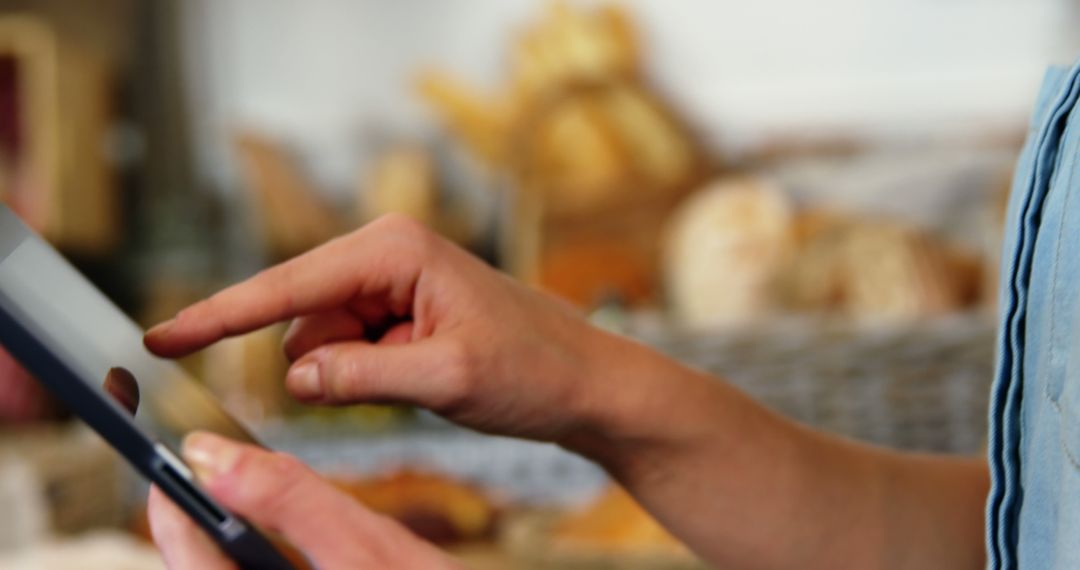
[556,328,820,566]
[558,329,732,476]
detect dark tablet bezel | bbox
[0,208,296,570]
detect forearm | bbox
[562,332,988,570]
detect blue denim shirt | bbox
[987,59,1080,568]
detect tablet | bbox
[0,205,297,570]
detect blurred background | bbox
[0,0,1077,568]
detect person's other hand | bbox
[0,347,53,423]
[144,215,641,445]
[148,431,462,570]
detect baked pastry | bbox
[777,213,983,319]
[505,485,704,569]
[664,177,795,327]
[552,486,687,556]
[334,470,498,545]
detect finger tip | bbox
[285,360,325,401]
[181,432,244,486]
[143,337,195,360]
[144,319,199,358]
[181,430,220,454]
[141,333,171,356]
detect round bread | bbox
[664,177,794,327]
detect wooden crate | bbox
[0,15,118,255]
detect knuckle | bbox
[281,339,299,363]
[174,303,201,326]
[238,451,308,517]
[206,287,231,308]
[280,322,304,361]
[436,340,477,408]
[199,294,234,333]
[258,265,298,310]
[372,212,424,237]
[322,349,364,401]
[267,452,308,482]
[371,213,435,254]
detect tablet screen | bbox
[0,210,256,448]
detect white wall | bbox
[180,0,1080,195]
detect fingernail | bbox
[146,318,176,338]
[288,361,323,399]
[182,432,240,483]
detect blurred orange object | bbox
[552,486,688,556]
[539,238,654,306]
[334,470,499,546]
[504,484,702,568]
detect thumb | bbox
[285,339,473,410]
[180,433,451,569]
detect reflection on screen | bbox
[0,226,257,449]
[104,367,140,416]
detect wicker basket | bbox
[635,312,995,454]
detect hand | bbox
[0,347,53,423]
[149,431,462,570]
[144,214,645,445]
[141,215,992,570]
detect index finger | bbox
[145,220,426,357]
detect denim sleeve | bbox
[986,60,1080,569]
